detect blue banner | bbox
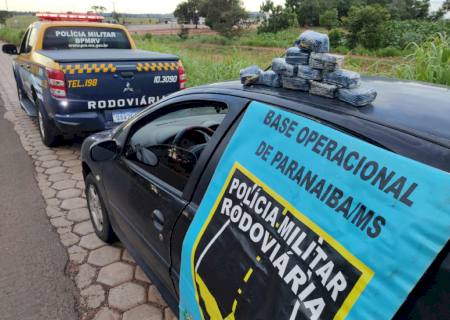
[179,101,450,320]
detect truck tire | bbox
[36,100,62,147]
[85,173,117,243]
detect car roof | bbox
[179,77,450,148]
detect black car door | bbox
[103,96,245,303]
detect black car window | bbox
[42,27,132,50]
[124,102,228,191]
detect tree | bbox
[429,0,450,20]
[257,0,296,33]
[286,0,324,26]
[174,0,200,26]
[320,8,339,29]
[0,10,11,25]
[199,0,248,38]
[388,0,430,20]
[345,5,390,49]
[335,0,363,19]
[91,6,107,14]
[445,0,450,10]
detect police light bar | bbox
[36,12,104,22]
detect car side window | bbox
[19,29,31,54]
[124,102,228,191]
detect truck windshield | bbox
[43,26,131,50]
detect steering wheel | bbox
[172,126,214,148]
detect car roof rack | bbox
[36,12,104,22]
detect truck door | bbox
[16,27,37,100]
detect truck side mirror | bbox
[2,44,18,55]
[90,140,118,162]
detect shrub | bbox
[328,28,344,48]
[320,9,339,30]
[178,25,189,40]
[383,20,450,49]
[142,33,152,41]
[396,33,450,86]
[345,5,390,49]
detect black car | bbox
[81,78,450,319]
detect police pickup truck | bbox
[2,13,186,147]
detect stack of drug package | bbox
[240,30,377,106]
[293,30,376,106]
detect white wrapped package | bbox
[297,65,322,81]
[310,53,344,72]
[309,81,338,98]
[338,86,377,106]
[240,65,263,85]
[285,47,310,65]
[295,30,330,53]
[323,69,361,88]
[258,70,282,87]
[282,77,310,91]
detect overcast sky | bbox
[0,0,444,14]
[1,0,285,14]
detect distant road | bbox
[127,23,216,36]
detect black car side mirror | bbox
[2,44,18,55]
[91,140,118,162]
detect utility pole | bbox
[5,0,9,11]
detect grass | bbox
[0,27,24,45]
[1,24,447,87]
[5,15,37,29]
[135,37,401,87]
[396,33,450,86]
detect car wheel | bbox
[36,100,62,147]
[85,173,116,243]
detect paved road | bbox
[0,95,78,319]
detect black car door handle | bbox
[152,209,164,231]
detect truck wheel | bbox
[36,100,62,147]
[85,173,117,243]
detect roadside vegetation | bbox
[0,0,449,87]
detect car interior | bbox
[124,103,228,190]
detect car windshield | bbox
[42,26,131,50]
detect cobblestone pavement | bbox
[0,51,177,320]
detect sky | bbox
[0,0,445,14]
[1,0,285,14]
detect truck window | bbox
[26,27,38,52]
[19,29,31,54]
[42,27,131,50]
